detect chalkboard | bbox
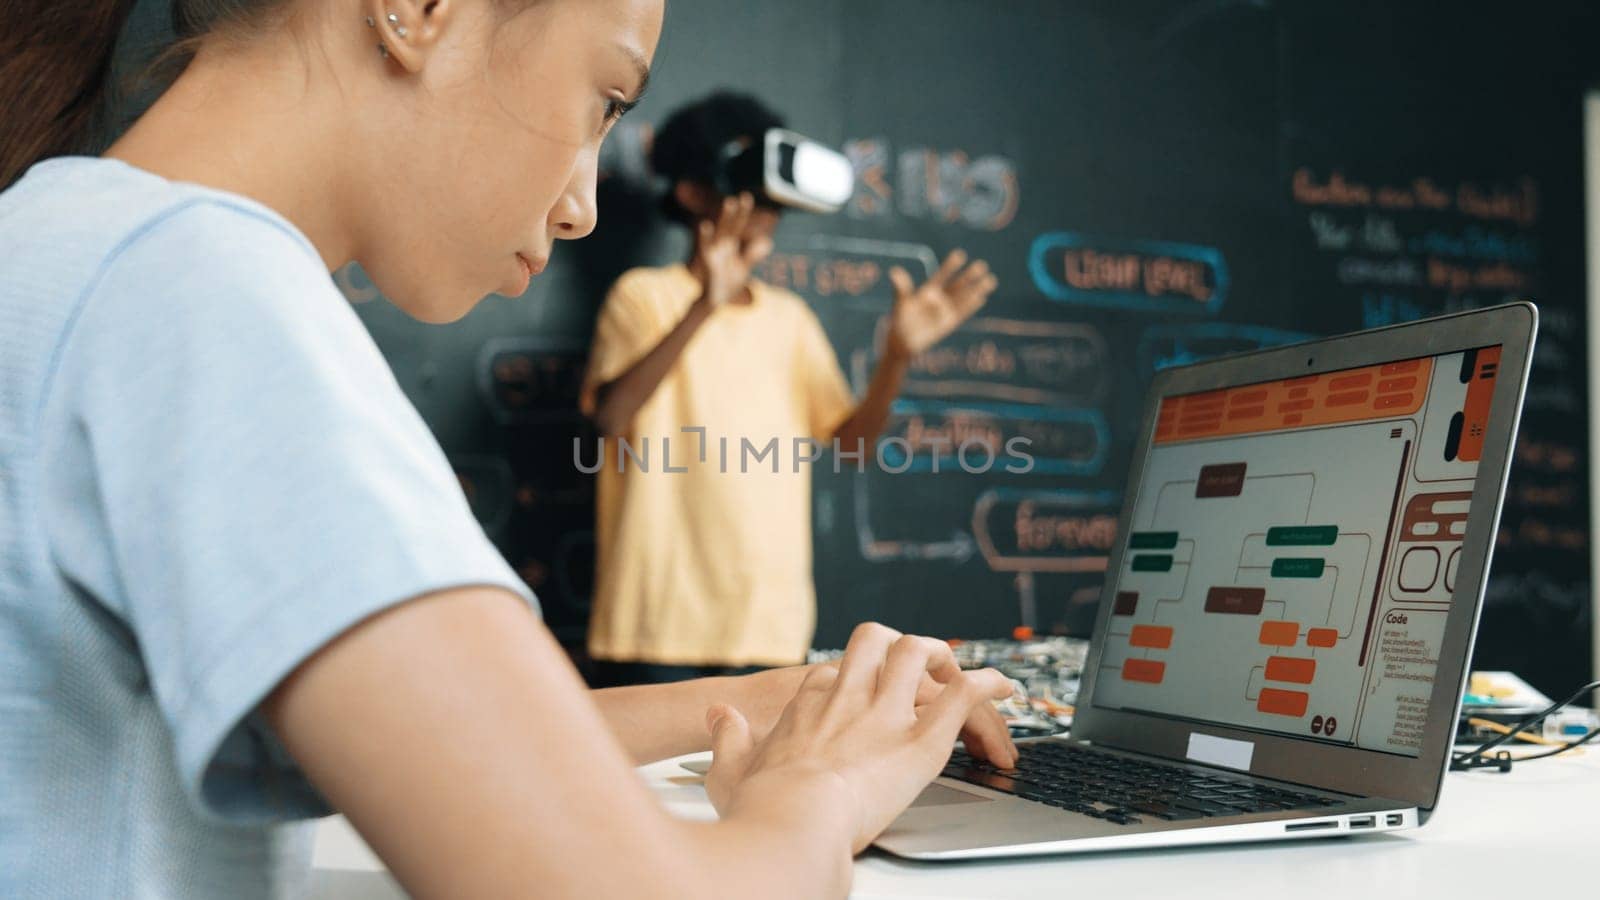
[326,1,1600,696]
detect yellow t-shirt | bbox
[580,264,855,666]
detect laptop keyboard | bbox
[943,741,1345,826]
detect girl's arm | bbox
[265,587,1009,899]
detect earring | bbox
[366,13,389,58]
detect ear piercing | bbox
[365,11,406,58]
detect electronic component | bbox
[715,128,854,214]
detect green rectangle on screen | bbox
[1266,525,1338,546]
[1129,531,1180,550]
[1131,555,1174,572]
[1272,557,1326,578]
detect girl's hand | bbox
[703,622,1014,853]
[735,659,1018,770]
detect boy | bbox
[581,92,996,685]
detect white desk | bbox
[312,749,1600,897]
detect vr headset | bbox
[713,128,855,215]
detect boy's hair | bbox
[649,90,785,224]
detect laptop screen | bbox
[1091,345,1503,757]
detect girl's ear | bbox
[363,0,455,74]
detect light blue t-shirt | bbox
[0,157,538,897]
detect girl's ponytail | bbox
[0,0,140,190]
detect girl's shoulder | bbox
[1,157,357,439]
[0,156,324,306]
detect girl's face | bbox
[362,0,663,322]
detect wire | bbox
[1451,679,1600,772]
[1463,717,1572,747]
[1493,726,1600,764]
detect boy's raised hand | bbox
[886,250,996,358]
[690,192,774,309]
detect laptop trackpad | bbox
[910,782,993,808]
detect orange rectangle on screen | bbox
[1154,357,1433,444]
[1265,656,1317,684]
[1257,688,1309,717]
[1457,346,1501,463]
[1305,628,1338,648]
[1326,391,1369,407]
[1374,393,1416,409]
[1129,625,1174,649]
[1259,620,1299,646]
[1121,659,1166,684]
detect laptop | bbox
[874,301,1538,859]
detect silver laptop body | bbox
[876,302,1537,860]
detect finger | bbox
[834,621,902,695]
[948,269,997,319]
[915,667,1014,743]
[708,703,753,758]
[704,703,755,806]
[957,700,1019,768]
[877,635,961,711]
[915,649,968,701]
[888,266,915,301]
[741,233,775,268]
[697,219,714,248]
[799,661,840,693]
[929,249,968,289]
[955,274,997,318]
[781,662,839,723]
[732,192,755,239]
[714,195,738,243]
[912,667,947,706]
[946,259,990,298]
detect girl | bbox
[0,1,1016,896]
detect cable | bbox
[1492,726,1600,764]
[1463,717,1573,747]
[1450,679,1600,773]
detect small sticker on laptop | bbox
[1187,733,1254,771]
